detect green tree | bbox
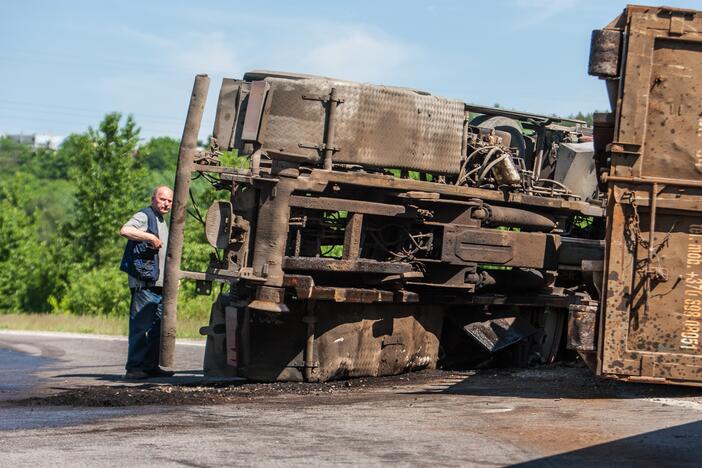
[569,112,594,126]
[138,136,180,188]
[0,174,68,311]
[138,136,179,172]
[0,136,31,174]
[0,115,227,319]
[67,113,148,267]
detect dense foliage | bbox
[0,114,221,318]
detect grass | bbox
[0,312,207,339]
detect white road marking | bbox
[480,406,514,414]
[0,330,205,347]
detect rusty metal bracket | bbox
[195,279,213,295]
[300,87,343,170]
[669,15,686,35]
[302,93,346,105]
[607,142,642,156]
[193,137,223,166]
[298,142,340,153]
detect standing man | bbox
[119,185,175,380]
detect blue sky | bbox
[2,0,701,140]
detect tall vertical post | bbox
[160,74,210,368]
[644,182,658,317]
[322,87,339,170]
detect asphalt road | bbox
[1,330,702,467]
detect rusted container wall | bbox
[598,6,702,385]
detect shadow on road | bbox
[54,369,205,382]
[47,364,702,401]
[509,420,702,467]
[410,365,702,400]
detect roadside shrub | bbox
[56,265,212,322]
[178,292,214,322]
[58,267,130,316]
[0,199,47,311]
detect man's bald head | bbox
[151,186,173,216]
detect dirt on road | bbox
[15,363,701,408]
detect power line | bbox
[0,49,186,75]
[0,113,213,134]
[0,99,189,122]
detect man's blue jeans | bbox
[126,287,163,372]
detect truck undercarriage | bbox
[160,5,702,386]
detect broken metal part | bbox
[567,298,598,352]
[464,316,537,353]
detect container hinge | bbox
[669,15,686,35]
[298,142,340,153]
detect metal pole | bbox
[160,74,210,368]
[303,301,317,382]
[323,87,338,171]
[532,126,545,182]
[644,183,658,316]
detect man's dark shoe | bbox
[145,367,175,377]
[124,370,150,380]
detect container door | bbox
[600,7,702,385]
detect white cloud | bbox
[121,28,240,76]
[120,18,413,85]
[300,27,412,83]
[172,32,240,76]
[97,20,415,137]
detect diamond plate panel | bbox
[258,77,465,174]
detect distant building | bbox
[1,133,65,150]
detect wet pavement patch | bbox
[0,347,53,401]
[0,406,147,431]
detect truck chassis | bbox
[160,5,702,386]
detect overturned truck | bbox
[160,4,702,386]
